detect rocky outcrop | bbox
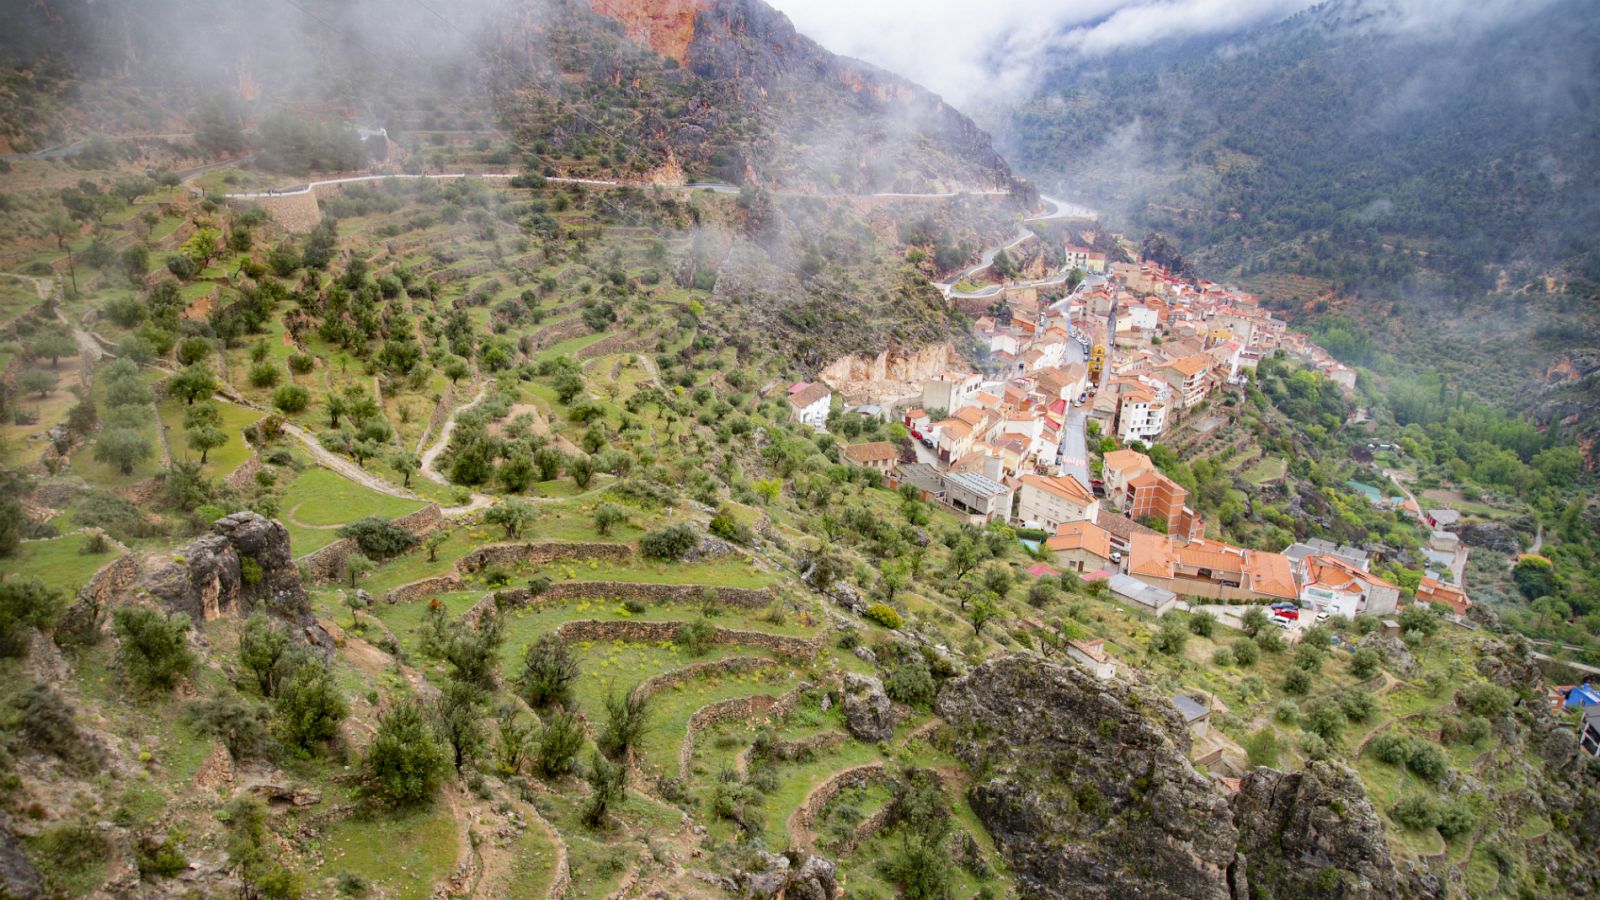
[1231,762,1400,899]
[1454,520,1523,555]
[938,655,1237,899]
[840,672,894,743]
[1354,632,1417,677]
[140,512,313,630]
[0,825,43,899]
[733,851,838,900]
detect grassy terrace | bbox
[156,398,261,473]
[7,533,121,597]
[280,466,425,555]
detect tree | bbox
[238,612,292,697]
[111,175,154,205]
[433,680,487,771]
[362,699,448,806]
[597,686,650,760]
[1398,604,1441,637]
[1282,666,1312,696]
[583,751,627,827]
[336,516,416,560]
[34,332,76,369]
[968,597,1000,636]
[569,454,595,489]
[274,663,347,752]
[1188,611,1217,637]
[1350,648,1381,680]
[112,607,196,692]
[1243,728,1281,768]
[1241,606,1269,637]
[93,427,153,475]
[443,613,504,688]
[391,450,420,489]
[0,577,65,657]
[516,635,579,709]
[1150,617,1189,655]
[167,364,217,405]
[177,336,214,366]
[535,710,584,778]
[425,531,447,562]
[18,369,55,398]
[343,552,374,588]
[186,423,228,464]
[593,503,626,536]
[344,590,368,627]
[485,499,534,539]
[1512,556,1556,602]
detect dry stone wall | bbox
[78,552,139,605]
[677,682,812,781]
[457,540,633,573]
[789,763,888,852]
[385,574,466,605]
[299,504,442,583]
[550,619,822,659]
[630,656,777,703]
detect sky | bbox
[769,0,1318,107]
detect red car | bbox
[1272,608,1299,621]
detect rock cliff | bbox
[1230,762,1399,899]
[936,655,1404,900]
[140,512,315,633]
[936,655,1238,899]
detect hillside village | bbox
[805,239,1469,639]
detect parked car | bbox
[1270,601,1299,611]
[919,438,935,449]
[1272,608,1299,621]
[1315,611,1330,623]
[1272,616,1293,629]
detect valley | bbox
[0,1,1598,899]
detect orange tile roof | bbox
[1021,474,1096,506]
[937,419,973,439]
[1176,541,1243,573]
[1046,521,1113,559]
[1128,531,1176,578]
[1163,354,1212,377]
[1103,448,1154,476]
[1244,551,1298,600]
[842,442,897,464]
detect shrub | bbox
[1231,638,1259,666]
[535,710,584,778]
[1150,618,1189,655]
[515,635,579,709]
[136,832,189,879]
[1243,728,1280,768]
[238,612,293,697]
[1211,647,1235,667]
[597,687,651,760]
[1405,742,1449,782]
[1187,611,1216,637]
[1337,687,1376,723]
[274,664,347,752]
[362,699,448,806]
[14,684,98,769]
[1349,647,1381,679]
[1293,643,1325,673]
[113,607,196,692]
[1282,667,1311,695]
[675,619,716,656]
[592,503,626,536]
[185,694,276,760]
[639,523,698,560]
[885,656,937,707]
[335,516,416,560]
[0,576,65,656]
[1390,794,1439,830]
[287,353,314,375]
[1456,683,1514,718]
[272,384,310,413]
[248,362,281,388]
[865,603,903,630]
[1370,733,1411,765]
[1256,628,1286,654]
[583,751,627,827]
[1301,697,1346,743]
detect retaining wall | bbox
[677,682,811,782]
[788,763,888,852]
[550,619,822,660]
[299,503,443,583]
[457,540,633,573]
[224,453,263,492]
[78,552,140,605]
[630,656,776,704]
[385,574,466,605]
[482,580,774,615]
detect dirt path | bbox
[419,382,493,514]
[278,421,421,500]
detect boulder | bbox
[840,672,894,743]
[0,825,43,899]
[1231,761,1400,899]
[786,853,838,900]
[141,512,313,629]
[1454,520,1522,555]
[1354,633,1417,677]
[936,654,1237,899]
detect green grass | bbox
[7,533,120,598]
[634,665,798,780]
[1242,456,1287,485]
[280,467,426,555]
[312,803,460,899]
[0,379,76,468]
[515,557,777,590]
[157,398,261,473]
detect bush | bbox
[185,694,276,761]
[1405,742,1449,782]
[885,656,937,708]
[1150,618,1189,655]
[1370,732,1411,766]
[1293,643,1325,672]
[865,603,903,630]
[1282,666,1312,695]
[639,523,698,561]
[274,664,347,752]
[248,362,281,388]
[113,607,196,692]
[362,699,448,806]
[1456,683,1514,718]
[335,516,416,561]
[1212,647,1235,667]
[14,684,98,769]
[0,576,65,656]
[1231,638,1259,666]
[1188,611,1216,637]
[1302,697,1346,742]
[535,710,584,778]
[675,618,716,656]
[597,687,650,760]
[136,832,189,879]
[583,751,627,827]
[1390,794,1439,830]
[1349,647,1381,679]
[1243,728,1280,768]
[273,384,310,413]
[1337,687,1376,723]
[287,353,315,375]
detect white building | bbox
[921,372,983,416]
[1016,474,1100,532]
[786,381,832,430]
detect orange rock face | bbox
[588,0,712,64]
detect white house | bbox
[1068,639,1115,679]
[1116,389,1167,444]
[921,371,983,416]
[1016,474,1100,532]
[787,381,832,430]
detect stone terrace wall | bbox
[550,619,822,660]
[630,655,777,704]
[676,682,812,782]
[78,552,139,604]
[224,453,262,492]
[457,540,633,573]
[788,763,888,852]
[485,580,774,613]
[385,574,466,605]
[237,193,321,234]
[299,504,442,583]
